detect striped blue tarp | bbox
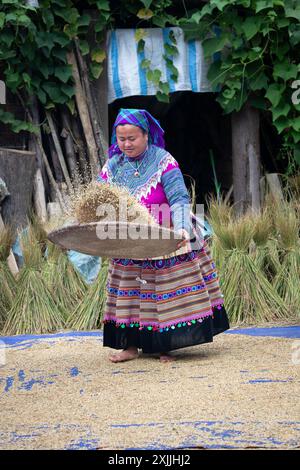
[107,27,213,103]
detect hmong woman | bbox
[97,108,229,363]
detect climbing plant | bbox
[0,0,111,131]
[179,0,300,167]
[0,0,300,169]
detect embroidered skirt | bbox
[103,240,230,353]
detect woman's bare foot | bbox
[109,347,139,363]
[159,353,176,363]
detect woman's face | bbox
[116,124,148,158]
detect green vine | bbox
[0,0,300,170]
[179,0,300,166]
[135,27,179,103]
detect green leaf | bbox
[35,32,55,51]
[52,48,67,63]
[37,88,47,105]
[242,17,261,40]
[52,33,70,47]
[61,83,74,99]
[159,82,170,95]
[140,0,153,8]
[5,13,18,23]
[294,146,300,165]
[289,24,300,46]
[91,48,106,63]
[22,73,31,86]
[135,29,147,42]
[0,32,14,47]
[164,43,178,56]
[272,101,291,121]
[66,99,76,115]
[42,82,67,104]
[54,65,73,83]
[147,69,161,85]
[18,14,31,26]
[141,59,151,69]
[265,83,285,107]
[273,62,298,81]
[156,91,169,103]
[79,40,90,56]
[90,63,103,79]
[63,23,78,39]
[94,18,106,33]
[96,0,110,11]
[77,14,91,27]
[255,0,275,13]
[249,71,269,91]
[202,34,229,59]
[290,130,300,143]
[272,116,290,133]
[5,71,21,89]
[137,8,154,20]
[291,117,300,132]
[284,0,300,21]
[42,9,55,29]
[151,16,167,28]
[53,7,80,24]
[210,0,229,11]
[0,13,5,28]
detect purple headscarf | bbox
[109,108,165,158]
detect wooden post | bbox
[0,148,36,231]
[46,111,73,191]
[33,169,48,223]
[67,50,100,177]
[231,102,261,216]
[61,108,77,179]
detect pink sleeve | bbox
[97,162,108,182]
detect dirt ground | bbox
[0,329,299,450]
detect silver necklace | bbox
[126,158,143,177]
[124,146,148,177]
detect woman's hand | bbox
[176,229,191,249]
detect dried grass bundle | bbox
[0,225,14,261]
[2,268,65,335]
[66,260,109,330]
[213,215,288,324]
[70,181,157,225]
[273,202,300,316]
[0,263,16,328]
[222,250,289,324]
[43,244,87,321]
[2,225,65,335]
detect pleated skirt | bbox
[103,240,230,353]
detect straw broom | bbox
[217,216,289,325]
[66,259,109,330]
[2,226,65,335]
[273,203,300,317]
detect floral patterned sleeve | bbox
[160,158,192,235]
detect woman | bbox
[97,108,229,363]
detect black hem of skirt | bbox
[103,305,230,354]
